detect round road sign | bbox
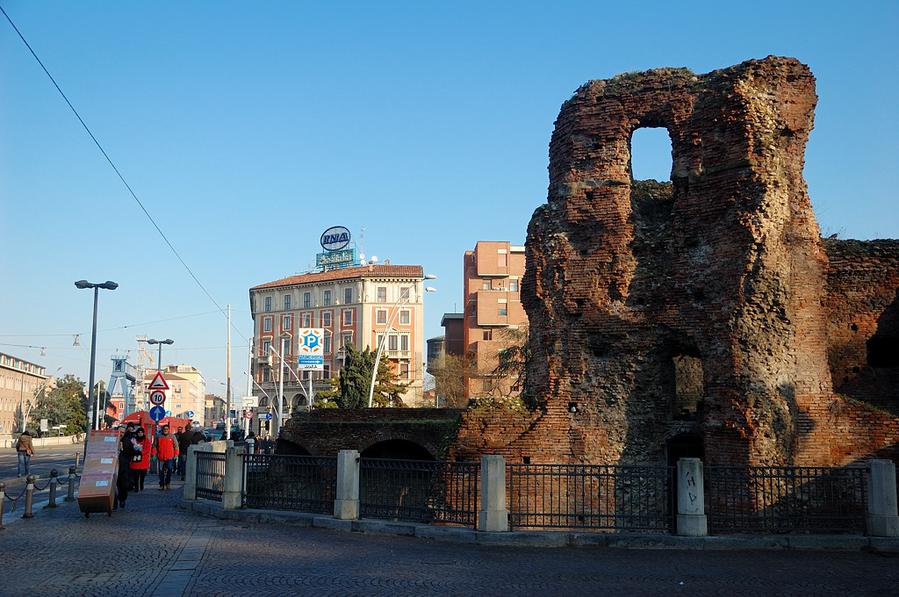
[149,405,166,422]
[149,390,166,406]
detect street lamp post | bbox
[75,280,118,432]
[146,338,174,374]
[367,277,436,408]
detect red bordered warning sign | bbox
[148,371,169,391]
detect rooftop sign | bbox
[321,226,351,252]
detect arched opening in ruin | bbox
[630,127,673,182]
[867,336,899,368]
[276,439,311,456]
[666,433,705,467]
[361,439,435,461]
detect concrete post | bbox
[66,467,76,502]
[334,449,360,520]
[221,445,246,510]
[676,458,708,536]
[477,455,509,532]
[22,475,35,519]
[866,459,899,537]
[183,444,208,501]
[0,482,6,530]
[46,469,58,508]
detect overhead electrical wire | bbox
[1,4,249,343]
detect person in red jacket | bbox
[129,427,153,492]
[152,424,179,490]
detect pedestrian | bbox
[190,423,206,445]
[246,431,256,455]
[177,426,192,481]
[152,424,179,490]
[116,423,137,510]
[14,430,34,477]
[130,427,152,492]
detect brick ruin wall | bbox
[450,57,899,468]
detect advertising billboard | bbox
[297,328,324,371]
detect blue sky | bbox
[1,1,897,393]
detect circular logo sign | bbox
[149,390,166,406]
[320,226,351,252]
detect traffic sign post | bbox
[149,405,166,422]
[148,371,169,391]
[149,390,166,406]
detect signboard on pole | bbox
[149,405,166,422]
[149,390,166,406]
[262,413,273,421]
[241,396,259,408]
[147,371,169,391]
[40,418,48,432]
[297,328,324,371]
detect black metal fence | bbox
[196,451,226,501]
[507,463,675,531]
[243,454,337,514]
[705,466,868,534]
[360,459,480,527]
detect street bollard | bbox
[23,475,35,519]
[0,481,6,530]
[74,452,81,470]
[46,469,58,509]
[66,467,76,502]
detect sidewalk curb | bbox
[177,499,899,552]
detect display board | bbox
[77,429,120,516]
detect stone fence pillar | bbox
[183,443,212,501]
[334,450,360,520]
[222,445,246,510]
[477,455,508,532]
[867,459,899,537]
[676,458,707,536]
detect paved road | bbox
[0,443,82,485]
[1,484,897,596]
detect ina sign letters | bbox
[297,328,324,371]
[320,226,351,252]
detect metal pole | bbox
[246,338,253,434]
[66,467,76,502]
[275,338,285,439]
[157,343,163,373]
[0,482,6,530]
[226,304,232,440]
[87,287,99,431]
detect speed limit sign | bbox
[149,390,166,406]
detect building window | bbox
[264,296,272,312]
[342,309,353,326]
[323,290,331,306]
[399,362,410,379]
[388,335,398,351]
[262,368,271,383]
[482,281,491,290]
[322,311,332,327]
[399,310,410,325]
[483,330,492,340]
[303,292,311,308]
[342,332,353,348]
[344,287,353,305]
[498,253,507,267]
[509,280,519,292]
[263,316,273,332]
[281,337,291,355]
[323,363,331,379]
[262,340,271,356]
[481,378,494,392]
[498,306,508,316]
[400,287,411,300]
[376,309,387,324]
[324,334,332,354]
[301,312,312,327]
[301,370,310,381]
[283,314,292,331]
[377,286,387,302]
[283,294,291,310]
[400,335,409,352]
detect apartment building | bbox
[249,264,428,411]
[0,352,48,436]
[462,241,528,399]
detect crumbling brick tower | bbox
[523,56,834,467]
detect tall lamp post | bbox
[368,276,437,408]
[146,338,174,374]
[75,280,118,432]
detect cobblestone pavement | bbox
[1,484,898,596]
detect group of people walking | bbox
[114,422,205,510]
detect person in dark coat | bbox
[177,426,192,481]
[115,423,137,509]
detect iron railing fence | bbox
[243,454,337,514]
[196,452,226,501]
[360,459,480,527]
[705,465,868,534]
[507,463,675,532]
